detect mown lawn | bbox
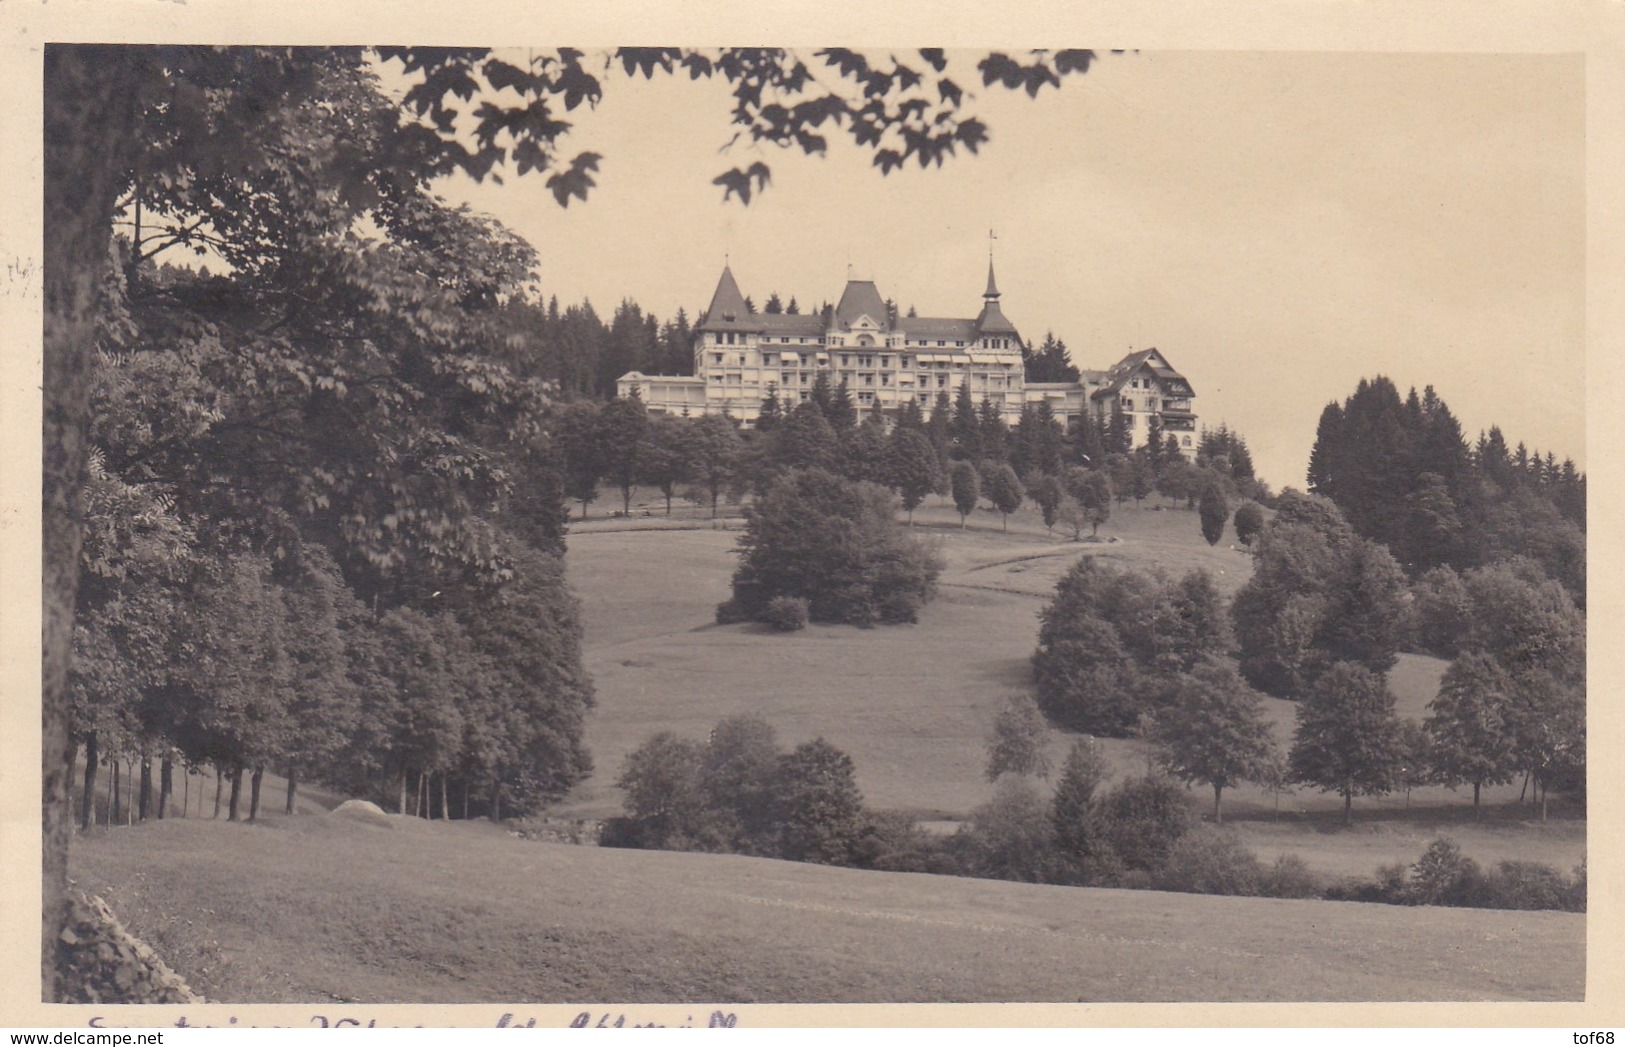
[69,814,1584,1004]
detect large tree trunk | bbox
[42,45,143,999]
[1473,780,1481,820]
[110,759,121,827]
[212,765,223,819]
[441,774,449,822]
[285,767,298,815]
[1343,785,1353,826]
[1213,783,1223,825]
[399,770,408,816]
[248,766,264,822]
[137,755,152,822]
[227,764,244,822]
[79,735,98,831]
[158,756,172,819]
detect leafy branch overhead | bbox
[377,47,1104,205]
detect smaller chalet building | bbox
[617,263,1198,455]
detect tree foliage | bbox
[1198,482,1229,546]
[1033,559,1229,736]
[950,460,981,526]
[985,694,1053,781]
[725,468,943,627]
[1306,377,1583,602]
[1288,662,1404,823]
[1147,658,1278,823]
[42,41,1115,996]
[1424,652,1517,814]
[1231,491,1407,697]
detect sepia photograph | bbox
[7,9,1616,1027]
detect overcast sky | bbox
[437,49,1585,491]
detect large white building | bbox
[616,263,1198,453]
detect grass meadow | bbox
[558,492,1585,878]
[69,813,1582,1003]
[67,488,1586,1004]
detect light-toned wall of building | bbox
[629,313,1196,448]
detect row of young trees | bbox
[554,369,1265,559]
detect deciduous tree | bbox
[1147,659,1277,823]
[985,694,1053,781]
[887,427,941,523]
[984,462,1025,532]
[951,461,981,527]
[1288,662,1404,824]
[598,392,650,515]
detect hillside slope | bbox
[69,814,1583,1004]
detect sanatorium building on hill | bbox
[616,261,1200,455]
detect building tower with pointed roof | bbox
[617,258,1197,456]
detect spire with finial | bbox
[985,229,1001,301]
[975,229,1018,339]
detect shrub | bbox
[1098,774,1197,872]
[852,810,958,874]
[954,778,1061,884]
[1233,502,1264,546]
[714,598,750,625]
[1260,853,1323,899]
[616,719,871,867]
[1568,859,1588,913]
[1482,860,1574,912]
[1151,826,1265,896]
[763,595,810,632]
[1408,836,1478,906]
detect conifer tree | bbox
[1199,482,1230,546]
[756,386,783,432]
[951,381,980,460]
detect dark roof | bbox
[900,317,977,341]
[834,280,890,329]
[698,265,752,330]
[975,301,1020,336]
[754,314,826,336]
[985,260,1000,298]
[1090,349,1196,400]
